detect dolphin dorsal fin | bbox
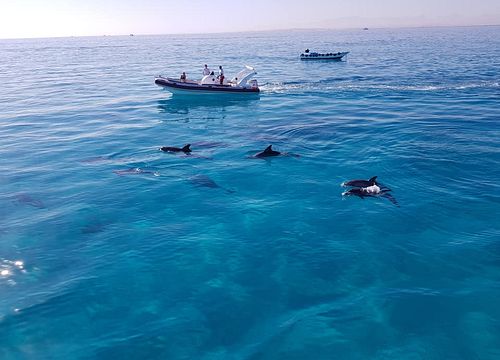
[369,176,378,184]
[264,145,273,153]
[182,144,191,152]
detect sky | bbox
[0,0,499,39]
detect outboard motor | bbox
[248,79,258,89]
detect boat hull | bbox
[155,77,260,94]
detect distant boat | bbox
[300,49,349,61]
[363,27,369,30]
[129,34,134,36]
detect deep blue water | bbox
[1,26,500,359]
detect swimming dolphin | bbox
[160,144,191,153]
[342,176,399,206]
[342,176,378,188]
[254,145,281,158]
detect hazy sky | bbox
[1,0,499,39]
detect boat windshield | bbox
[231,66,256,85]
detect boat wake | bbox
[260,80,500,94]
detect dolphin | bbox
[81,222,107,234]
[342,183,399,206]
[160,144,191,153]
[13,193,45,209]
[113,168,160,176]
[341,176,378,188]
[188,174,235,194]
[254,145,281,158]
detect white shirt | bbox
[218,68,224,76]
[203,67,210,75]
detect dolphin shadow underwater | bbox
[188,174,235,194]
[11,193,46,209]
[342,176,399,206]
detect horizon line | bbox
[1,23,499,41]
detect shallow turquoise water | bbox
[1,27,500,359]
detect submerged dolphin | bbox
[342,176,378,188]
[113,168,160,176]
[13,193,45,209]
[160,144,192,153]
[342,177,398,206]
[254,145,281,158]
[188,175,235,194]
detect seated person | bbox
[203,64,210,76]
[180,72,186,82]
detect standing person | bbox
[218,65,224,85]
[203,64,210,76]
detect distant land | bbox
[1,24,499,41]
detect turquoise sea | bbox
[1,26,500,359]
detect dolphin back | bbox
[255,145,280,158]
[343,176,378,188]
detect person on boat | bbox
[180,72,186,82]
[218,66,225,85]
[203,64,210,76]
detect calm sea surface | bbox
[1,26,500,359]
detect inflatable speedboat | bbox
[154,66,260,94]
[300,49,349,60]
